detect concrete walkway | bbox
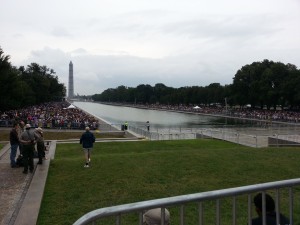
[0,141,56,225]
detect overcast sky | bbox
[1,0,300,95]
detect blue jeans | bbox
[10,144,19,167]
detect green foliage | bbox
[92,83,226,106]
[92,59,300,109]
[38,139,300,225]
[231,59,300,109]
[0,47,66,111]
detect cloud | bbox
[1,0,300,96]
[51,27,73,37]
[19,47,235,95]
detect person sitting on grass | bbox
[143,208,170,225]
[251,193,290,225]
[80,126,95,168]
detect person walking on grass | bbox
[80,126,95,168]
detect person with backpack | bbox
[80,126,95,168]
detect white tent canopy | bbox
[193,106,201,109]
[63,104,76,109]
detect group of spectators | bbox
[132,103,300,123]
[1,101,100,130]
[2,101,300,131]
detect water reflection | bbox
[73,101,266,129]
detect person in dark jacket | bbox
[80,126,95,168]
[251,193,290,225]
[20,124,36,174]
[10,123,20,168]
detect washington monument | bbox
[68,61,74,99]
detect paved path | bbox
[0,141,55,225]
[0,143,30,225]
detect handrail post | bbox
[275,189,280,225]
[262,191,266,225]
[248,194,252,225]
[116,214,121,225]
[139,212,143,225]
[289,187,293,223]
[161,208,165,225]
[180,205,185,225]
[232,196,236,225]
[198,202,203,225]
[216,199,220,225]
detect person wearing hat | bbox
[80,126,95,168]
[251,193,289,225]
[34,127,45,165]
[20,124,36,174]
[143,208,170,225]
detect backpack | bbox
[16,155,24,167]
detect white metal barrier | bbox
[73,178,300,225]
[128,126,300,148]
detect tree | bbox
[0,47,66,110]
[230,60,300,109]
[91,59,300,110]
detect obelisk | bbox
[68,61,74,99]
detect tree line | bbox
[2,45,300,111]
[0,47,66,111]
[92,59,300,110]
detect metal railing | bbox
[128,126,300,148]
[73,178,300,225]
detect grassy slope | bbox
[38,139,300,225]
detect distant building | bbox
[68,61,74,99]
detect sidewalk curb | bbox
[13,141,56,225]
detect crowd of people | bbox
[2,102,300,130]
[5,101,101,172]
[129,103,300,123]
[1,101,100,130]
[10,123,96,173]
[9,122,46,173]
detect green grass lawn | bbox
[38,139,300,225]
